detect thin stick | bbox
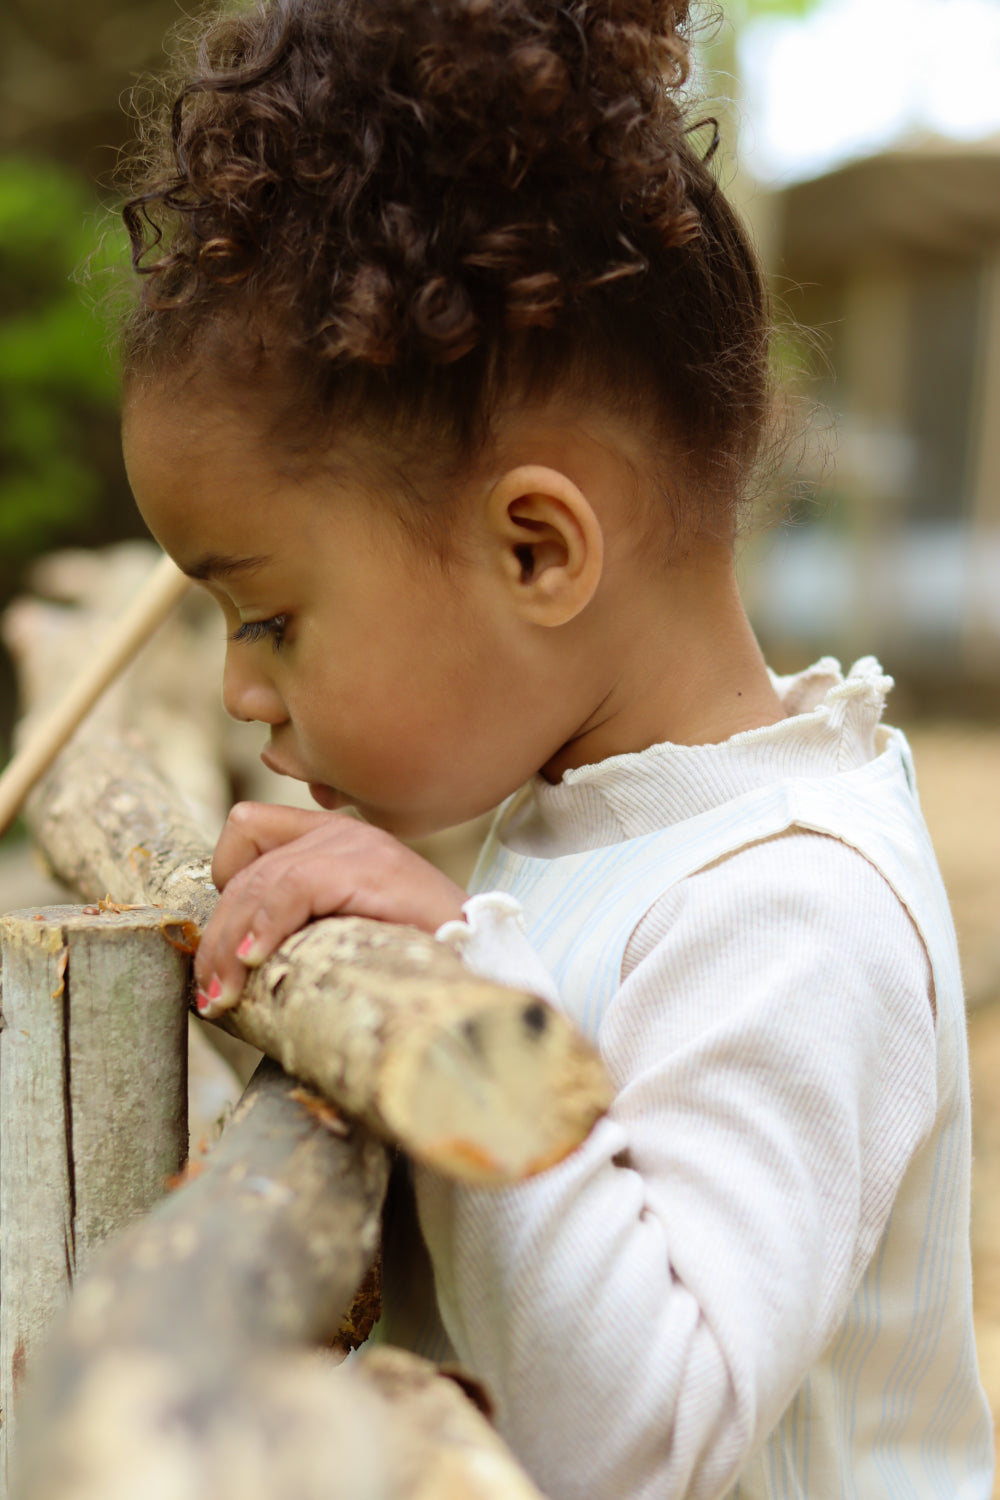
[0,554,189,840]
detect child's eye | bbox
[229,614,288,651]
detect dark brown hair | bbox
[122,0,771,535]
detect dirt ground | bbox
[906,725,1000,1487]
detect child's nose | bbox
[222,651,287,725]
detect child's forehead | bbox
[122,378,437,552]
[123,377,326,483]
[123,368,661,539]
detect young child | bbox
[119,0,994,1495]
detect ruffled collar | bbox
[500,657,894,858]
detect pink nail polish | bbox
[236,933,256,961]
[196,990,211,1013]
[207,975,223,1001]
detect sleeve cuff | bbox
[435,892,560,1006]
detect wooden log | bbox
[17,1347,549,1500]
[26,733,218,925]
[360,1348,548,1499]
[26,734,614,1184]
[12,1056,543,1499]
[0,905,189,1492]
[37,1058,388,1367]
[14,1060,399,1500]
[0,554,189,840]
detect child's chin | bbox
[308,782,346,811]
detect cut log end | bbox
[377,989,614,1184]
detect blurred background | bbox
[3,0,1000,728]
[2,0,999,732]
[0,0,998,1478]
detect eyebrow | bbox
[181,552,273,581]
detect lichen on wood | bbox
[27,734,613,1183]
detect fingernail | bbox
[236,933,257,962]
[196,975,239,1019]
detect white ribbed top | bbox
[500,657,890,857]
[422,658,993,1500]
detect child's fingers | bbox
[196,844,351,1010]
[194,822,467,1018]
[211,802,335,891]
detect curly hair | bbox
[122,0,771,534]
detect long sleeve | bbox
[419,832,937,1500]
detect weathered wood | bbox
[0,555,189,839]
[11,1060,543,1498]
[360,1348,548,1498]
[43,1058,387,1364]
[15,1060,399,1500]
[17,1347,548,1500]
[27,734,219,925]
[0,918,72,1487]
[27,735,614,1184]
[0,905,189,1491]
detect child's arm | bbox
[417,833,937,1500]
[190,802,936,1499]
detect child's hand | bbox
[193,803,467,1016]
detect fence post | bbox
[0,904,188,1493]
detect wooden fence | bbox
[0,730,612,1498]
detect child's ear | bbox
[485,464,604,625]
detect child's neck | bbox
[542,541,786,783]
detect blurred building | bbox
[744,137,1000,703]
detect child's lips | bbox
[260,746,301,779]
[259,749,344,810]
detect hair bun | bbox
[123,0,773,538]
[409,0,694,185]
[126,0,705,366]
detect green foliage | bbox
[0,157,126,565]
[730,0,822,16]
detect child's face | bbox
[122,383,581,837]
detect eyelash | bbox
[229,614,288,651]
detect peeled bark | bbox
[27,734,613,1183]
